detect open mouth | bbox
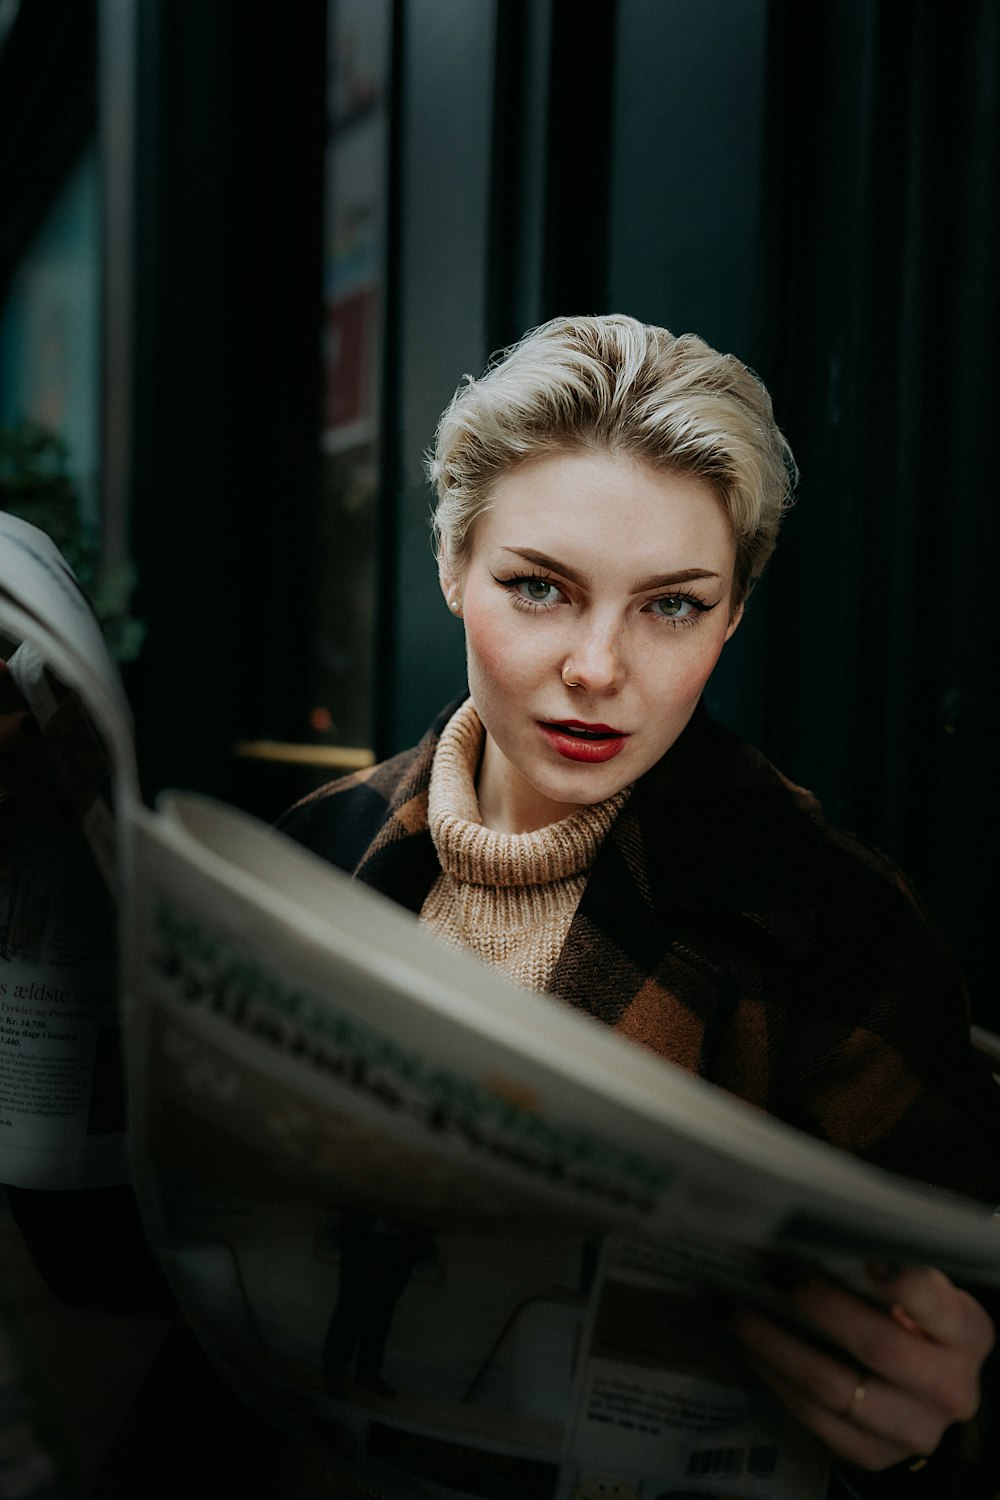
[542,720,623,740]
[538,720,629,763]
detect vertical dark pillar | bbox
[123,1,326,804]
[381,0,499,752]
[540,0,617,320]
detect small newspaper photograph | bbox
[561,1233,829,1499]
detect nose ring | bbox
[562,667,580,688]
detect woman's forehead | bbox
[472,450,736,572]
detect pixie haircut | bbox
[428,314,797,605]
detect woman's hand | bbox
[729,1262,994,1472]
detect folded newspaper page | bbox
[4,510,1000,1499]
[0,511,135,1188]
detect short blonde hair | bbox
[428,313,797,604]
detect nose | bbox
[561,616,624,695]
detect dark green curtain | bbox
[763,0,1000,1020]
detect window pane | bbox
[314,0,393,753]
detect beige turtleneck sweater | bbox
[420,698,630,992]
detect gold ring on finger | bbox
[843,1375,867,1420]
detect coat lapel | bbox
[548,708,820,1090]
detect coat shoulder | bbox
[637,710,905,920]
[275,742,428,875]
[274,696,462,876]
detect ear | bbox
[724,598,745,642]
[438,556,462,617]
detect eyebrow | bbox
[500,547,723,593]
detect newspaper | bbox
[3,510,1000,1499]
[0,512,134,1188]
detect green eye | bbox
[491,570,565,607]
[512,576,562,605]
[646,593,713,623]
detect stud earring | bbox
[450,598,461,613]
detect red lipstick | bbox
[539,720,629,763]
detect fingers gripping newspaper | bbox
[3,513,1000,1500]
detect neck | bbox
[476,734,582,833]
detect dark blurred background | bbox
[0,0,997,1024]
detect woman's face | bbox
[442,449,743,833]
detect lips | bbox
[539,719,629,763]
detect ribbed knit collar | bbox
[426,698,630,888]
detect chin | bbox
[537,766,630,807]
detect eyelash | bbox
[645,593,715,627]
[490,571,716,628]
[492,570,565,611]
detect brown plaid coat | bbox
[280,697,1000,1207]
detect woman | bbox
[281,315,1000,1497]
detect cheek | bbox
[646,633,729,711]
[462,608,523,698]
